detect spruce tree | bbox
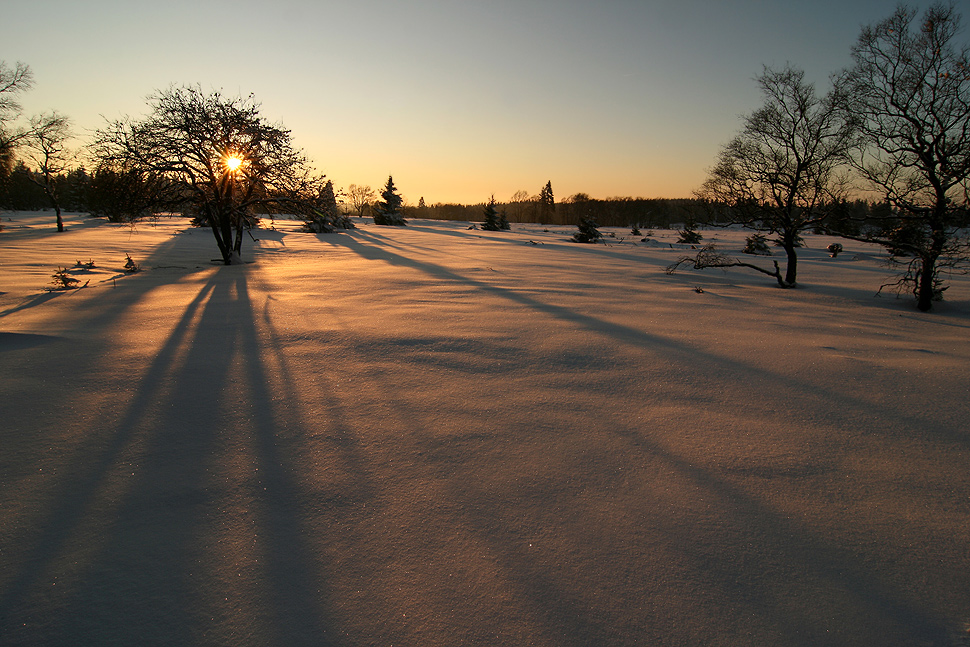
[677,222,702,244]
[572,216,602,243]
[538,181,555,222]
[481,195,501,231]
[373,175,406,226]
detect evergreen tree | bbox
[481,195,501,230]
[742,233,772,255]
[677,222,703,244]
[538,180,555,222]
[373,175,406,226]
[304,179,354,232]
[572,216,602,243]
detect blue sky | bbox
[4,0,939,204]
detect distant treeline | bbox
[412,196,710,229]
[5,165,964,237]
[405,195,941,237]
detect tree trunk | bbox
[916,254,936,312]
[916,217,947,312]
[55,206,63,233]
[783,242,798,286]
[205,205,233,264]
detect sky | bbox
[3,0,944,204]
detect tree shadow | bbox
[0,259,338,644]
[276,230,963,645]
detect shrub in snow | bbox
[827,243,843,258]
[572,217,602,243]
[48,268,85,290]
[742,233,772,255]
[677,223,702,245]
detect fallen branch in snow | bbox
[666,244,793,288]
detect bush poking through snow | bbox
[124,254,140,273]
[572,217,602,243]
[677,223,702,245]
[48,268,86,291]
[743,234,772,256]
[827,243,843,258]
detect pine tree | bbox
[677,222,702,244]
[304,179,354,232]
[481,195,501,231]
[572,216,602,243]
[373,175,406,226]
[742,233,771,255]
[538,181,555,222]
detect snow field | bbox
[1,211,969,646]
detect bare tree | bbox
[507,189,533,222]
[22,112,73,232]
[94,86,331,264]
[691,66,854,288]
[347,183,375,217]
[0,61,34,178]
[836,3,970,311]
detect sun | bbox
[224,155,244,172]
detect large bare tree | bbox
[94,86,332,264]
[691,66,854,288]
[22,111,73,232]
[836,3,970,311]
[0,61,34,179]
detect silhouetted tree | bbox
[694,66,853,287]
[538,181,555,222]
[93,86,330,264]
[0,61,34,199]
[677,222,703,244]
[572,216,602,243]
[347,183,375,217]
[836,3,970,310]
[743,233,772,255]
[373,175,406,226]
[21,111,73,232]
[304,178,353,232]
[481,194,502,230]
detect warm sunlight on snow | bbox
[1,211,969,646]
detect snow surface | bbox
[1,211,969,647]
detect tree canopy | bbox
[93,85,331,264]
[836,3,970,310]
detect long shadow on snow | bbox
[333,232,966,447]
[0,259,337,645]
[321,231,958,645]
[361,225,676,270]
